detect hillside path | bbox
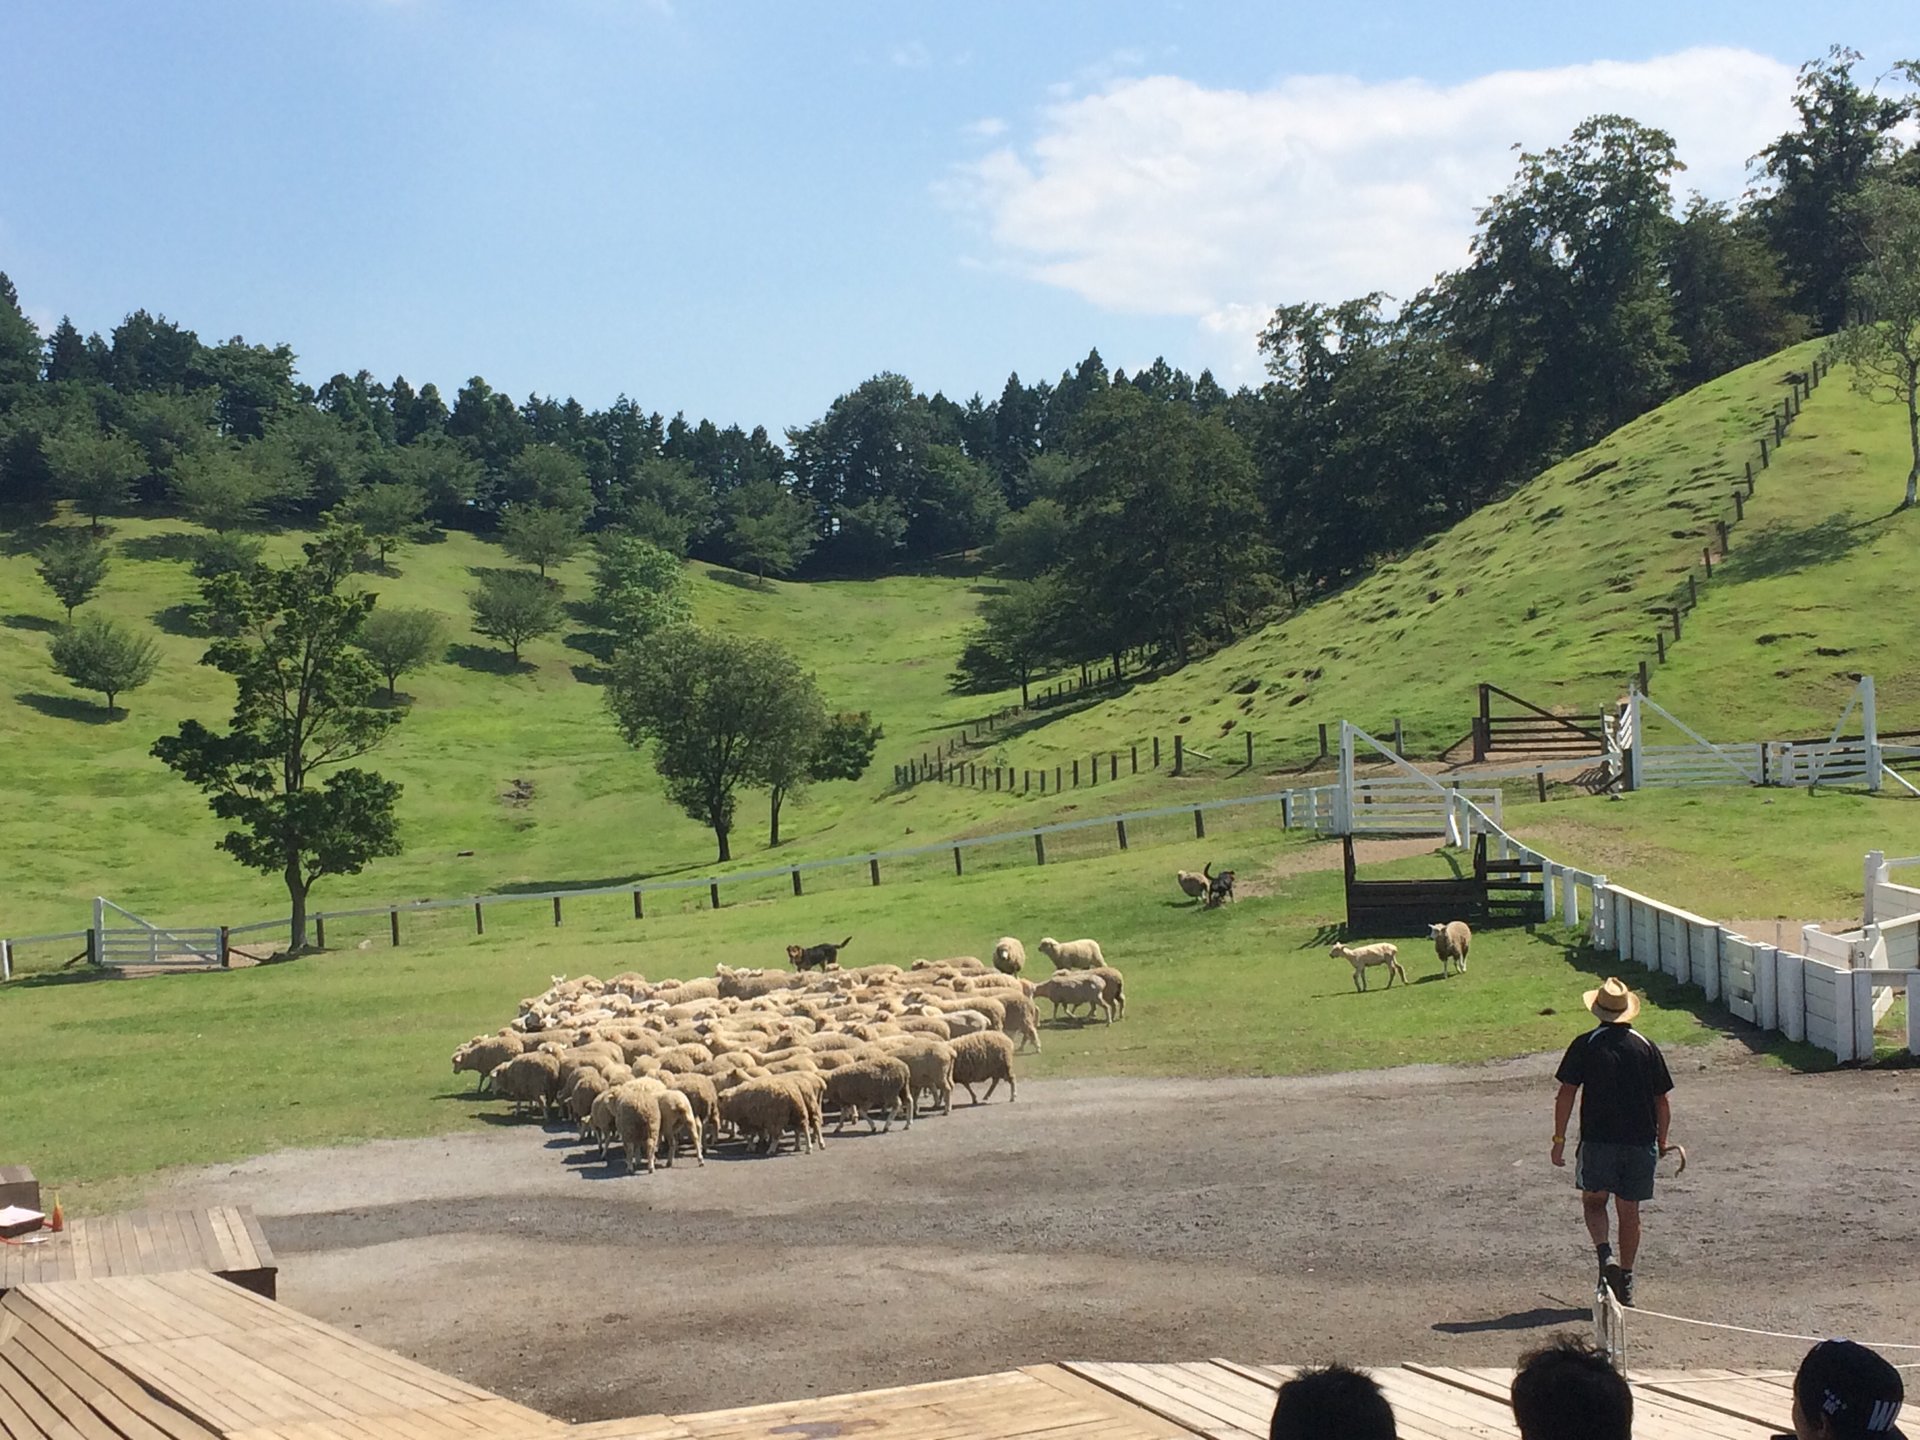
[143,1048,1920,1422]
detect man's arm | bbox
[1655,1093,1671,1151]
[1551,1082,1577,1167]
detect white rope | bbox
[1623,1304,1920,1352]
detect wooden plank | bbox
[2,1341,122,1440]
[1064,1361,1263,1438]
[1371,1368,1516,1439]
[5,1298,218,1440]
[0,1363,51,1440]
[1019,1365,1195,1437]
[236,1212,275,1273]
[1639,1376,1792,1430]
[0,1352,80,1440]
[201,1212,242,1275]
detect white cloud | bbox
[890,40,930,69]
[943,47,1799,375]
[964,116,1009,141]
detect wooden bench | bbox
[0,1207,277,1299]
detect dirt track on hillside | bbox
[145,1047,1920,1422]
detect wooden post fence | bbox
[389,909,400,946]
[218,926,231,969]
[710,882,722,910]
[475,902,485,935]
[1034,834,1047,866]
[869,858,882,887]
[552,896,563,926]
[790,869,802,896]
[633,889,644,918]
[1245,732,1254,766]
[953,847,963,876]
[1193,808,1206,839]
[1116,819,1128,850]
[1153,737,1161,768]
[315,917,326,948]
[1173,735,1185,776]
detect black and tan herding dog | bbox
[786,935,853,971]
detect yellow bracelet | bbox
[1552,1135,1566,1144]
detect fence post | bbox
[219,926,231,969]
[1245,732,1254,767]
[1153,736,1161,768]
[1318,722,1329,760]
[1760,436,1770,466]
[1281,793,1294,829]
[1116,819,1128,851]
[1732,490,1744,521]
[390,909,401,946]
[710,882,721,910]
[315,916,326,949]
[476,902,486,935]
[0,939,10,983]
[633,889,644,919]
[1040,771,1047,794]
[1536,767,1548,803]
[553,896,563,927]
[1688,574,1698,608]
[1744,460,1753,490]
[1112,750,1120,779]
[1193,807,1206,839]
[1034,834,1047,866]
[1637,660,1649,696]
[1656,631,1665,663]
[791,869,802,896]
[1392,719,1404,757]
[1716,519,1730,554]
[869,858,881,887]
[1073,760,1080,786]
[1055,766,1062,792]
[1132,744,1139,774]
[953,847,963,876]
[1173,735,1185,776]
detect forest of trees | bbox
[2,49,1915,695]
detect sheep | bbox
[1429,920,1472,977]
[938,1009,995,1037]
[949,1030,1017,1104]
[1331,941,1408,992]
[996,992,1042,1054]
[1038,937,1105,970]
[876,1036,957,1116]
[662,1072,720,1145]
[609,1080,665,1174]
[982,937,1023,976]
[1086,965,1127,1021]
[719,1078,817,1155]
[490,1052,563,1118]
[1175,870,1209,901]
[1032,971,1113,1024]
[563,1068,611,1137]
[655,1088,706,1167]
[823,1056,915,1134]
[452,1033,524,1092]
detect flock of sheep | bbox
[448,937,1128,1175]
[1330,921,1473,991]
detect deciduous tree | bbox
[36,529,109,618]
[49,614,158,716]
[499,503,584,577]
[1835,180,1920,507]
[46,429,144,531]
[723,478,816,579]
[152,540,402,949]
[357,606,446,700]
[469,568,562,661]
[337,481,430,568]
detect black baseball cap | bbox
[1796,1340,1905,1439]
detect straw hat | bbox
[1583,977,1641,1024]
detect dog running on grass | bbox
[786,935,853,972]
[1204,862,1236,908]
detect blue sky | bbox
[1,3,1911,435]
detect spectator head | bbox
[1269,1364,1396,1440]
[1510,1336,1633,1440]
[1792,1339,1905,1440]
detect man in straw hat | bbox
[1550,976,1675,1307]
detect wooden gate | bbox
[1472,683,1605,762]
[1342,834,1544,936]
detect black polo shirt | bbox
[1555,1023,1673,1146]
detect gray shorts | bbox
[1576,1140,1658,1202]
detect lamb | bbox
[823,1056,915,1133]
[654,1088,706,1166]
[948,1030,1017,1104]
[1032,971,1113,1024]
[1086,965,1127,1021]
[452,1033,524,1092]
[1038,937,1105,970]
[991,937,1027,975]
[490,1052,563,1119]
[1429,920,1472,977]
[1331,941,1408,992]
[1175,870,1209,901]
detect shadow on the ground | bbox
[119,532,203,564]
[1721,512,1883,583]
[3,612,61,632]
[447,643,531,676]
[16,691,120,724]
[1432,1306,1588,1335]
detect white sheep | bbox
[991,937,1026,975]
[1175,870,1209,901]
[1331,941,1408,992]
[949,1030,1017,1104]
[823,1056,915,1133]
[1032,971,1114,1024]
[1086,965,1126,1021]
[1429,920,1472,977]
[654,1087,706,1167]
[1038,937,1105,970]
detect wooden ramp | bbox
[0,1207,277,1299]
[9,1272,565,1440]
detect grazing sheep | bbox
[1175,870,1209,901]
[823,1056,915,1133]
[1038,937,1105,970]
[1086,965,1127,1021]
[655,1088,706,1167]
[1429,920,1472,977]
[1032,971,1114,1024]
[991,937,1027,975]
[1331,941,1408,992]
[949,1030,1017,1104]
[491,1052,563,1119]
[452,1034,524,1092]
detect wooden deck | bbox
[0,1270,1801,1440]
[0,1207,277,1299]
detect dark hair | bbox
[1510,1337,1633,1440]
[1270,1364,1397,1440]
[1793,1340,1906,1438]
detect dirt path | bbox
[146,1051,1920,1422]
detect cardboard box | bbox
[0,1204,45,1238]
[0,1165,38,1212]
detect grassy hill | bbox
[0,522,1019,936]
